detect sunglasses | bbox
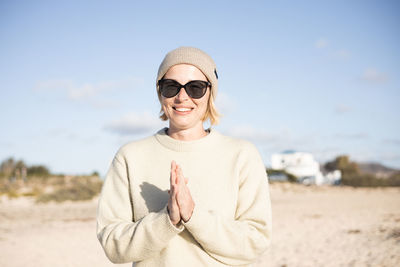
[158,79,210,99]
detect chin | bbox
[170,118,201,129]
[171,121,194,129]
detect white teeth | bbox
[175,107,191,112]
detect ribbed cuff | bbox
[163,205,185,233]
[181,205,208,233]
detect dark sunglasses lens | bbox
[186,81,208,98]
[160,80,180,97]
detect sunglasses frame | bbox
[158,79,211,99]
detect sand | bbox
[0,183,399,267]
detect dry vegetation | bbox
[0,157,103,203]
[0,175,103,203]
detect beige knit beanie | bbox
[156,47,218,99]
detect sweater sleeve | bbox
[96,153,184,264]
[182,143,272,266]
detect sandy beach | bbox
[1,183,399,267]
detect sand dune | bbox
[0,183,399,267]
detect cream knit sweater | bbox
[97,128,272,266]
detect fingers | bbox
[170,160,177,186]
[177,165,183,180]
[168,191,180,225]
[174,165,194,221]
[168,162,180,225]
[175,165,190,190]
[176,165,185,186]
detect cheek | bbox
[161,98,171,109]
[196,98,209,114]
[200,92,211,111]
[160,98,172,116]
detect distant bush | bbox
[21,187,43,197]
[324,155,400,187]
[6,188,19,198]
[342,172,400,187]
[36,176,103,203]
[0,157,17,177]
[27,165,50,177]
[0,157,105,201]
[324,155,359,177]
[0,184,19,198]
[266,169,297,183]
[387,173,400,186]
[342,173,379,187]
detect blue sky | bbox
[1,0,399,175]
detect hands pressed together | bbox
[168,161,195,226]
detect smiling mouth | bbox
[173,107,193,112]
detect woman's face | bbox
[161,64,210,131]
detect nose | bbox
[175,87,189,102]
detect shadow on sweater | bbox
[140,182,169,213]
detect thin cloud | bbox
[33,77,144,105]
[353,151,400,168]
[335,104,352,114]
[227,125,315,152]
[91,99,120,109]
[315,38,351,60]
[334,133,369,139]
[229,125,282,142]
[361,68,389,83]
[226,125,387,167]
[33,79,73,92]
[333,49,351,60]
[377,152,400,162]
[68,83,98,100]
[104,112,163,136]
[66,78,143,101]
[306,146,342,164]
[315,38,329,49]
[215,92,237,114]
[46,128,66,137]
[382,138,400,146]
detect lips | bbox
[173,106,193,114]
[174,107,191,112]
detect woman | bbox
[97,47,272,266]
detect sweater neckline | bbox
[154,127,217,152]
